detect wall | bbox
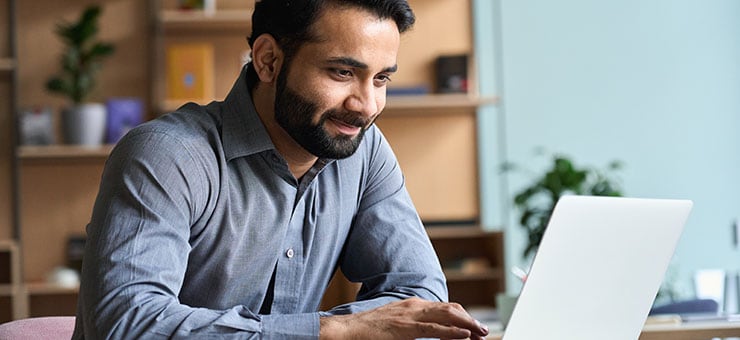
[476,0,740,295]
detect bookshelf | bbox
[0,0,504,320]
[0,0,20,322]
[159,8,252,30]
[17,144,114,160]
[0,240,25,321]
[427,226,505,307]
[151,0,503,309]
[0,57,13,71]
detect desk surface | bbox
[486,320,740,340]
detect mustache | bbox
[324,110,375,128]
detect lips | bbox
[328,117,362,136]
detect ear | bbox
[251,34,284,83]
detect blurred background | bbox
[0,0,738,322]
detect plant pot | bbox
[62,103,107,146]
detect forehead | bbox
[297,5,401,68]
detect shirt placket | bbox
[271,196,307,313]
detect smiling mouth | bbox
[328,117,363,136]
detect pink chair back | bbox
[0,316,75,340]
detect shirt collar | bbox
[221,65,275,162]
[220,64,337,169]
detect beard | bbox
[273,64,374,159]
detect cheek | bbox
[288,68,367,115]
[307,82,352,113]
[376,88,387,110]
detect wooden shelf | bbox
[0,284,15,297]
[426,225,490,239]
[444,269,503,282]
[159,9,252,30]
[24,282,78,295]
[0,58,15,71]
[0,239,18,252]
[427,228,505,307]
[385,94,498,112]
[158,94,498,116]
[17,144,115,160]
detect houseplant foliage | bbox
[46,5,115,103]
[503,153,624,259]
[46,5,115,145]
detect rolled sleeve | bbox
[261,313,320,339]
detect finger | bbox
[420,303,488,336]
[413,321,472,340]
[469,331,488,340]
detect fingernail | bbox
[476,319,489,333]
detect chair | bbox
[0,316,75,339]
[649,298,720,315]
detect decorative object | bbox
[61,103,107,145]
[105,98,144,143]
[19,106,54,145]
[46,5,115,146]
[435,54,468,93]
[46,266,80,288]
[178,0,216,12]
[503,152,623,258]
[166,43,215,103]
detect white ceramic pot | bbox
[62,103,107,145]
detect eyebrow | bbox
[327,57,398,73]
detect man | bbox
[73,0,489,339]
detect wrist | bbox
[319,315,350,340]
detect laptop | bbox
[503,195,693,340]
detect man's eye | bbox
[332,69,353,78]
[375,75,392,86]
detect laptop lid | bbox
[503,196,693,340]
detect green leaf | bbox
[46,77,67,93]
[508,151,624,259]
[88,43,115,58]
[46,5,114,103]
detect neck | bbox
[252,84,318,179]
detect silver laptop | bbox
[503,195,693,340]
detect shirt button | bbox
[286,248,294,258]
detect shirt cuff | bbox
[260,312,320,339]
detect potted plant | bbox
[503,152,624,259]
[46,5,115,145]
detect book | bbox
[166,43,215,102]
[105,98,144,144]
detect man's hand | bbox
[320,297,489,340]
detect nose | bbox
[345,81,380,118]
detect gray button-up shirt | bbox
[73,67,447,339]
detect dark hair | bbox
[246,0,415,85]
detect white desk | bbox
[640,320,740,340]
[486,320,740,339]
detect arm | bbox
[75,127,319,339]
[320,297,488,340]
[317,128,488,339]
[321,127,446,315]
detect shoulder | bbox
[354,124,393,162]
[344,124,403,188]
[109,103,223,177]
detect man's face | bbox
[273,5,401,159]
